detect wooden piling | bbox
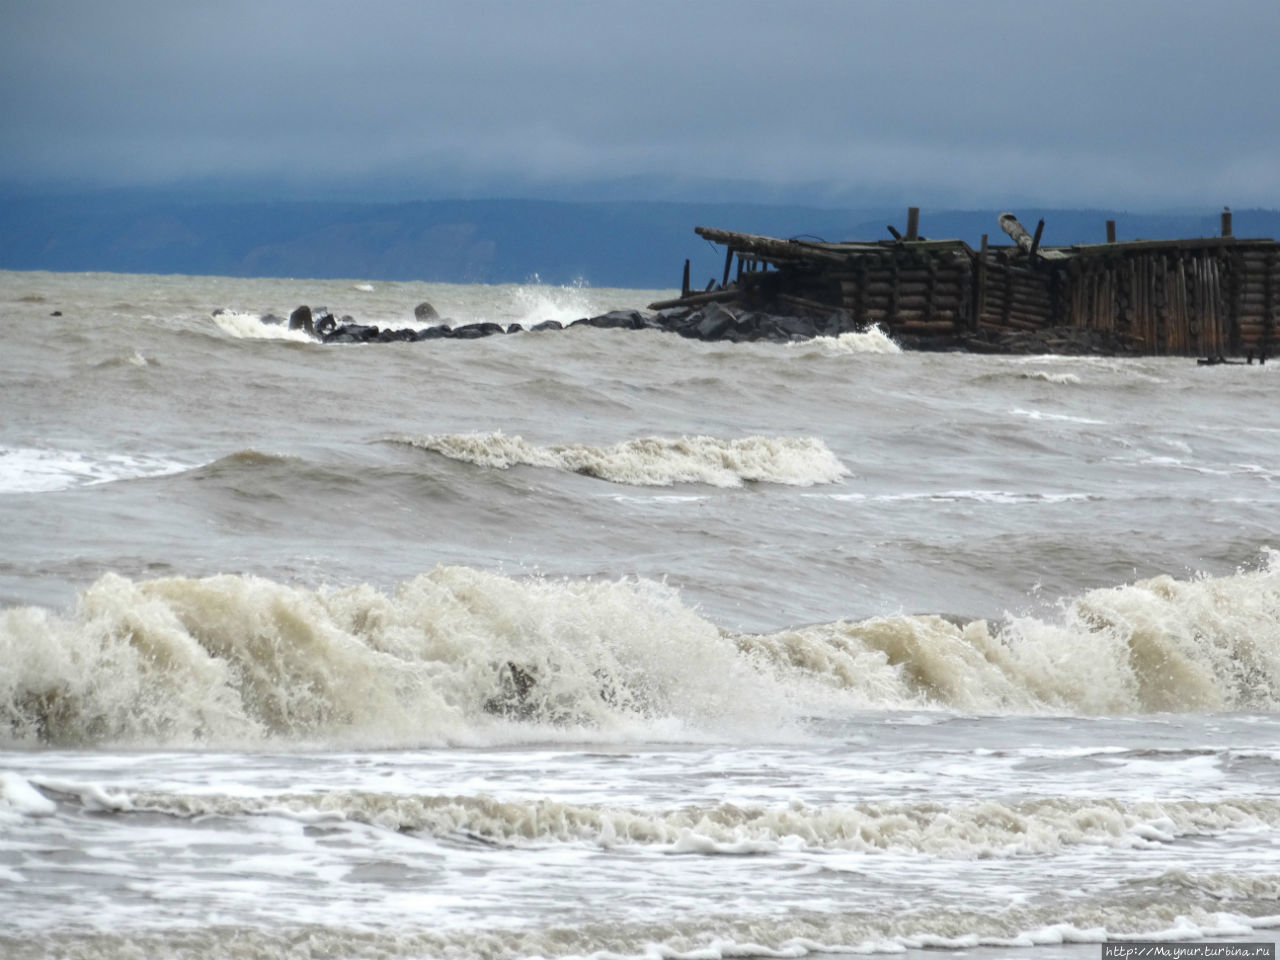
[906,207,920,242]
[1106,220,1117,244]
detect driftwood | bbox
[998,213,1035,253]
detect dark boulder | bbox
[260,313,284,326]
[324,323,379,342]
[450,322,504,339]
[763,313,819,341]
[530,320,563,332]
[414,301,439,322]
[816,310,851,336]
[313,314,337,336]
[577,309,651,330]
[692,302,739,340]
[651,307,692,332]
[417,325,450,339]
[506,323,524,334]
[288,306,315,335]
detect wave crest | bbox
[3,560,1278,748]
[389,432,851,487]
[54,786,1278,857]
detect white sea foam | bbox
[0,446,189,494]
[798,326,902,355]
[810,489,1094,505]
[2,560,1279,748]
[1012,407,1106,424]
[351,283,375,292]
[1020,370,1082,384]
[211,310,316,342]
[1,893,1274,960]
[390,432,851,487]
[72,788,1280,857]
[0,772,56,822]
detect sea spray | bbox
[740,558,1280,715]
[794,326,903,355]
[0,567,791,747]
[211,310,316,343]
[3,561,1279,748]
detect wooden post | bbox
[1029,219,1045,259]
[887,224,903,241]
[722,248,734,287]
[975,234,988,329]
[1221,208,1233,238]
[905,207,920,242]
[1106,220,1117,244]
[681,259,690,298]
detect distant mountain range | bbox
[3,190,1278,289]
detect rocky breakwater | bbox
[248,301,863,345]
[228,301,1144,355]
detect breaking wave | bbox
[37,781,1280,857]
[797,326,903,355]
[211,310,315,342]
[388,432,851,487]
[0,445,190,494]
[2,558,1279,748]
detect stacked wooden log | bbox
[976,257,1055,333]
[655,216,1280,357]
[1236,244,1279,354]
[833,247,971,335]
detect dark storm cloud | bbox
[2,0,1278,206]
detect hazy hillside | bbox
[3,191,1277,288]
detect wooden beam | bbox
[906,207,920,242]
[998,213,1035,253]
[648,288,740,310]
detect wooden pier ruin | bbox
[652,209,1279,357]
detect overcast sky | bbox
[3,0,1278,208]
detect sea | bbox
[1,268,1278,960]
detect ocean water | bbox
[1,269,1278,960]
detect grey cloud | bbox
[2,0,1277,207]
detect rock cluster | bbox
[258,300,858,345]
[232,300,1145,355]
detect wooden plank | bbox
[648,288,740,310]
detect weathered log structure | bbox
[651,209,1280,356]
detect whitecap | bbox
[390,432,851,487]
[0,446,189,494]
